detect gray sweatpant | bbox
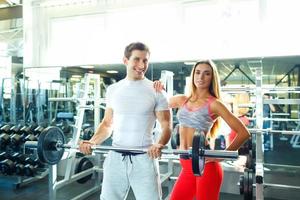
[100,151,162,200]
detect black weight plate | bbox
[243,169,253,200]
[246,150,255,170]
[239,175,244,194]
[37,126,65,165]
[192,133,205,176]
[75,157,94,184]
[248,170,253,200]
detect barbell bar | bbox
[25,126,238,176]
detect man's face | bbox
[123,50,149,80]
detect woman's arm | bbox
[169,95,187,109]
[211,99,250,151]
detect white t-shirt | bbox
[106,78,169,148]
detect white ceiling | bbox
[1,0,300,86]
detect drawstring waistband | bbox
[115,151,145,163]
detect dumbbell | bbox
[0,152,16,175]
[214,135,226,150]
[15,154,29,176]
[10,134,24,149]
[0,159,15,175]
[0,153,25,175]
[0,151,9,161]
[0,133,10,150]
[0,152,8,174]
[238,138,252,155]
[34,126,45,136]
[0,124,11,134]
[0,125,13,150]
[14,125,38,145]
[23,125,44,142]
[9,125,22,134]
[82,127,94,140]
[24,156,43,177]
[19,125,33,136]
[9,125,31,149]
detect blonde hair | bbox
[188,60,221,138]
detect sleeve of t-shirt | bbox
[105,85,113,108]
[155,90,169,111]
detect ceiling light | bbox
[106,70,118,74]
[80,65,94,69]
[184,61,196,65]
[72,75,82,78]
[70,77,81,82]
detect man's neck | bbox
[125,76,145,81]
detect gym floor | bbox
[0,177,279,200]
[0,134,299,200]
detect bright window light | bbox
[71,75,82,78]
[25,67,61,82]
[40,0,300,66]
[80,65,94,69]
[106,70,118,74]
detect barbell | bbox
[25,126,238,176]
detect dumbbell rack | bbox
[47,73,103,200]
[0,124,49,189]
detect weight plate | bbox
[75,157,94,184]
[192,133,205,176]
[37,126,65,165]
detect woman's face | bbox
[193,63,213,90]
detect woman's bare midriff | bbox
[179,126,208,150]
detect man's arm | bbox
[148,110,172,158]
[79,107,113,154]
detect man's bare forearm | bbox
[156,110,172,146]
[89,122,113,145]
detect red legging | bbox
[170,158,223,200]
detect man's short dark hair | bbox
[124,42,150,59]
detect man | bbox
[79,42,172,200]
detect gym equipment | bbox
[20,126,33,135]
[10,133,24,149]
[238,139,252,155]
[15,163,25,176]
[0,153,29,175]
[239,168,300,200]
[9,125,22,134]
[239,169,253,200]
[12,153,27,176]
[246,150,255,170]
[192,131,205,176]
[25,126,238,176]
[0,132,10,149]
[0,124,11,133]
[0,125,13,149]
[23,156,42,177]
[75,157,94,184]
[0,159,15,175]
[170,124,180,149]
[34,125,45,135]
[0,151,8,161]
[82,127,94,140]
[24,163,38,177]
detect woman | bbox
[155,60,250,200]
